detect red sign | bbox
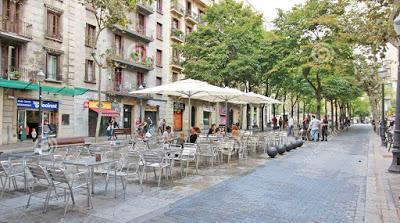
[83,101,89,108]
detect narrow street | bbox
[141,125,372,223]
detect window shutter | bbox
[47,12,51,36]
[85,60,88,81]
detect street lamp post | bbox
[138,85,144,122]
[378,67,388,146]
[388,15,400,172]
[36,70,46,139]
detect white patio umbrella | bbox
[245,92,282,104]
[192,87,265,131]
[130,79,242,132]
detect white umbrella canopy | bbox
[245,92,282,104]
[130,79,235,98]
[130,79,244,132]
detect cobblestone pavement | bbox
[1,125,398,223]
[140,125,377,223]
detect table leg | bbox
[114,166,117,199]
[87,166,91,208]
[91,166,95,194]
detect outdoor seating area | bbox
[0,130,301,218]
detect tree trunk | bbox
[334,100,338,130]
[316,93,322,120]
[95,64,103,142]
[297,100,300,126]
[330,100,334,132]
[303,101,306,120]
[324,98,328,117]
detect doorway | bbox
[191,106,196,127]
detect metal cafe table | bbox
[63,157,117,207]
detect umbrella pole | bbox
[225,100,228,133]
[188,96,192,134]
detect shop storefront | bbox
[144,105,158,128]
[87,101,119,137]
[219,106,227,128]
[173,102,184,131]
[203,106,212,128]
[17,99,59,139]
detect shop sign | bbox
[173,102,185,111]
[17,99,59,110]
[88,101,111,109]
[203,106,212,112]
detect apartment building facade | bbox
[0,0,174,144]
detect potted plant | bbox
[9,70,21,80]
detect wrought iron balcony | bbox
[110,49,154,72]
[0,19,32,42]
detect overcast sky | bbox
[246,0,306,29]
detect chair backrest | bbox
[28,165,51,185]
[1,160,15,176]
[124,151,142,172]
[182,144,197,157]
[142,152,163,165]
[134,141,148,151]
[47,168,69,185]
[197,144,212,155]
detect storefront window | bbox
[203,111,210,127]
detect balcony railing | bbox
[170,28,185,42]
[171,2,185,16]
[111,49,154,71]
[136,0,154,15]
[112,24,153,43]
[2,67,36,82]
[107,81,135,93]
[185,9,199,23]
[171,56,183,68]
[0,19,32,39]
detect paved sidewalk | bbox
[364,131,400,222]
[0,136,112,154]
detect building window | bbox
[114,34,123,57]
[85,23,96,47]
[46,53,61,81]
[186,26,192,35]
[172,18,179,29]
[186,1,192,13]
[114,68,122,91]
[156,50,162,67]
[156,0,163,13]
[138,13,146,34]
[85,59,95,83]
[156,77,162,86]
[156,23,162,40]
[136,45,146,61]
[46,10,62,40]
[137,72,144,87]
[61,114,70,125]
[172,72,178,82]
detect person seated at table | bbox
[188,127,201,143]
[162,126,174,142]
[207,124,217,136]
[176,132,186,146]
[232,124,239,137]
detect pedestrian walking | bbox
[157,118,164,135]
[287,116,294,136]
[31,128,37,142]
[272,116,278,130]
[321,116,329,141]
[111,118,119,140]
[308,115,321,142]
[106,123,112,140]
[147,117,153,133]
[278,117,283,130]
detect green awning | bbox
[0,79,89,96]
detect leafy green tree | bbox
[82,0,149,141]
[178,0,264,89]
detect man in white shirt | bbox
[308,115,321,142]
[162,126,174,142]
[287,116,294,136]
